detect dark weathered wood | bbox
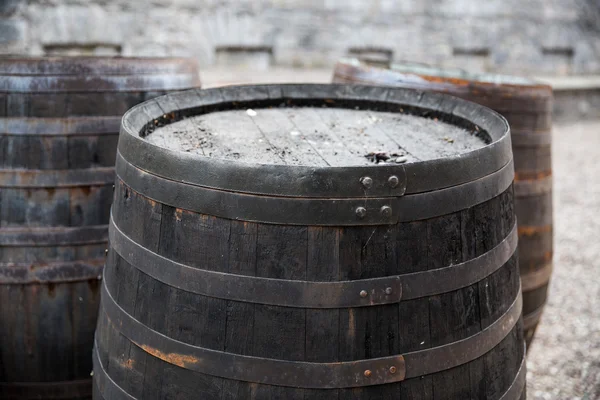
[0,57,200,400]
[95,84,525,399]
[333,59,553,348]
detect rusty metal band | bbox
[92,345,135,400]
[402,290,522,379]
[499,353,527,400]
[0,225,108,246]
[521,263,553,292]
[0,116,121,136]
[514,175,552,197]
[523,306,545,330]
[0,379,92,400]
[510,131,552,147]
[0,167,114,188]
[0,74,199,93]
[110,213,517,308]
[100,278,521,389]
[116,152,513,225]
[118,84,511,198]
[0,260,103,284]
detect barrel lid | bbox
[0,56,200,92]
[118,84,511,199]
[337,57,551,90]
[334,58,553,112]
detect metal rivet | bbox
[385,287,393,295]
[361,177,373,189]
[112,184,115,191]
[364,370,372,377]
[104,249,108,255]
[356,207,367,219]
[360,290,368,298]
[388,175,399,188]
[389,366,397,374]
[380,206,392,217]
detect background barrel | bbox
[0,57,200,400]
[94,84,526,399]
[333,59,553,348]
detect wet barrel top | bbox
[118,84,512,226]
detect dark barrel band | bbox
[511,131,552,147]
[93,346,135,400]
[118,84,512,198]
[0,116,121,136]
[100,277,521,389]
[109,214,517,308]
[521,263,553,292]
[0,260,103,284]
[116,153,513,226]
[0,167,115,188]
[500,353,527,400]
[0,379,93,400]
[523,305,545,330]
[0,225,108,246]
[93,340,526,399]
[514,175,552,197]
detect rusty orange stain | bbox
[175,208,183,222]
[141,345,200,368]
[514,171,552,181]
[518,225,552,236]
[121,358,135,370]
[348,308,355,339]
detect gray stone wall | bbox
[2,0,600,75]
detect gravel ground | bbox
[526,121,600,400]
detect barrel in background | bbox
[0,57,200,400]
[94,84,526,399]
[333,59,553,348]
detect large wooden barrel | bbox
[95,84,526,399]
[333,59,553,348]
[0,57,200,400]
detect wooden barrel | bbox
[333,59,553,348]
[94,84,526,399]
[0,57,200,400]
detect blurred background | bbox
[4,0,600,120]
[1,1,599,399]
[2,0,599,74]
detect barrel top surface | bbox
[0,56,199,76]
[146,107,487,167]
[0,56,201,93]
[337,58,553,94]
[118,84,511,198]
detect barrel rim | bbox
[0,56,200,76]
[335,57,553,93]
[118,84,512,199]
